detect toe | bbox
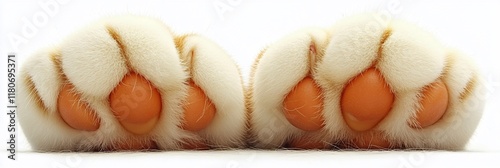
[411,79,448,128]
[181,81,216,132]
[58,83,100,131]
[110,72,162,135]
[283,77,324,131]
[341,68,394,132]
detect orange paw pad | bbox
[341,68,394,132]
[58,83,100,131]
[412,79,448,128]
[283,77,324,131]
[181,81,216,132]
[110,72,162,135]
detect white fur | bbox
[249,28,329,148]
[18,49,85,151]
[179,35,247,148]
[377,20,446,91]
[249,13,485,150]
[18,15,246,151]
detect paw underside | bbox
[18,14,485,151]
[248,15,485,150]
[18,16,247,151]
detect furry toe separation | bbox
[17,15,246,151]
[248,13,485,150]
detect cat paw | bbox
[18,15,246,151]
[248,14,486,150]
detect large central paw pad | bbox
[18,16,246,151]
[249,14,485,150]
[107,72,163,135]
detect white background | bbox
[1,0,499,167]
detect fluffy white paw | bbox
[248,14,486,150]
[18,15,247,151]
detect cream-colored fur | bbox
[249,13,485,150]
[17,15,246,151]
[18,14,485,151]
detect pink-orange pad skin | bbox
[109,73,162,135]
[341,68,395,132]
[283,77,325,131]
[58,83,100,131]
[181,81,216,132]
